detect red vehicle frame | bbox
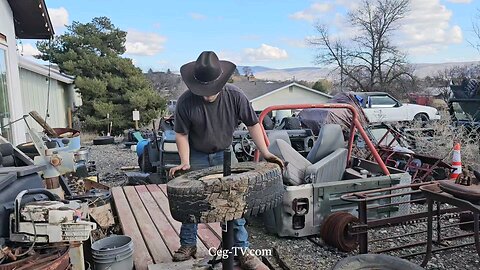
[253,103,390,176]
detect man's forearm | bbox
[247,123,269,155]
[175,133,190,164]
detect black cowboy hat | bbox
[180,51,236,96]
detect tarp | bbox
[298,92,370,135]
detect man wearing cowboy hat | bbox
[169,51,283,269]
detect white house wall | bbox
[251,85,330,111]
[0,0,27,144]
[20,68,68,132]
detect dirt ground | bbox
[89,138,480,270]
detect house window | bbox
[289,86,293,93]
[0,47,12,141]
[0,33,6,43]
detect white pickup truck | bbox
[354,92,441,123]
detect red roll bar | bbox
[254,104,390,176]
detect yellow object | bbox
[85,176,98,182]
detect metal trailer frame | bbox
[340,183,477,260]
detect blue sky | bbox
[18,0,480,72]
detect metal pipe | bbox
[421,199,434,267]
[222,148,233,270]
[358,200,368,254]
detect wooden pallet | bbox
[111,184,222,270]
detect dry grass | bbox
[400,112,479,169]
[80,132,99,144]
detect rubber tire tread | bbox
[167,162,284,223]
[92,136,115,145]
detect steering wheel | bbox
[241,135,256,157]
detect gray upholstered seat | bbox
[267,130,291,145]
[268,139,311,186]
[307,124,345,163]
[304,148,348,184]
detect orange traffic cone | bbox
[450,143,462,180]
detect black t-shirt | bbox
[174,83,259,153]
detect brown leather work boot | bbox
[172,245,197,262]
[238,249,269,270]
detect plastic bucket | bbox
[91,235,134,270]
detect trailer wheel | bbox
[167,162,284,223]
[321,212,359,252]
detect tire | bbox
[413,113,429,122]
[167,162,284,223]
[332,254,424,270]
[93,136,115,145]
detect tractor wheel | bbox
[321,212,359,252]
[167,162,284,223]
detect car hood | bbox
[402,103,438,113]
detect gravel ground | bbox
[89,141,480,270]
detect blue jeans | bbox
[179,148,249,248]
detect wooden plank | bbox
[197,224,221,249]
[135,185,180,256]
[207,223,223,239]
[150,184,209,258]
[111,187,153,270]
[123,186,172,263]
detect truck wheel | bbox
[413,113,429,122]
[167,162,284,223]
[321,212,359,252]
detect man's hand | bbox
[169,163,191,179]
[263,151,284,169]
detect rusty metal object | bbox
[321,212,359,252]
[0,247,70,270]
[438,180,480,203]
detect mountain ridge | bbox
[237,61,480,82]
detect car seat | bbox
[304,124,347,183]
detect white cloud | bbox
[289,3,333,22]
[446,0,472,3]
[19,43,40,57]
[189,13,207,20]
[48,7,69,30]
[125,30,167,56]
[244,44,288,61]
[397,0,463,54]
[323,0,462,56]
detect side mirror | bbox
[395,102,401,107]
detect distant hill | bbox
[239,61,480,82]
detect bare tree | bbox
[310,0,413,94]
